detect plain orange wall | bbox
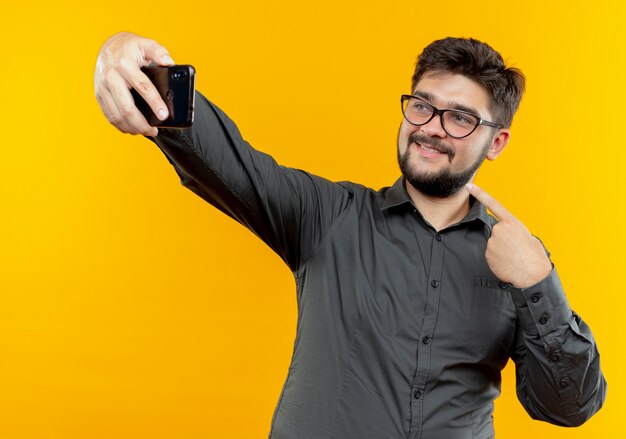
[1,0,622,437]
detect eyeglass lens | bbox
[402,97,480,138]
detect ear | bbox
[485,128,510,161]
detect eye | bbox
[448,111,477,127]
[411,101,432,113]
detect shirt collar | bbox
[381,176,493,228]
[381,176,412,210]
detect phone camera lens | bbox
[171,70,188,80]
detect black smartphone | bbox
[131,64,196,128]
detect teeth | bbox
[420,144,442,153]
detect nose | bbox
[420,112,447,138]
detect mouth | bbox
[405,133,455,162]
[414,141,449,159]
[417,141,446,154]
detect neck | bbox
[405,180,472,232]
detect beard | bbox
[398,131,491,198]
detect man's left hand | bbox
[465,183,553,289]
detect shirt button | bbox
[530,293,543,303]
[559,377,570,388]
[539,315,550,325]
[550,353,560,362]
[422,336,431,345]
[431,280,439,288]
[499,281,509,289]
[435,233,442,242]
[413,390,422,399]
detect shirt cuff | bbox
[509,265,573,336]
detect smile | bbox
[414,142,448,158]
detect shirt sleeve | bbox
[508,265,607,426]
[145,91,353,272]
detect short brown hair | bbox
[411,37,526,128]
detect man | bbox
[94,33,606,438]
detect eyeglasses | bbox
[400,95,502,139]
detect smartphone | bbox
[131,64,196,128]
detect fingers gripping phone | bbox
[131,65,196,128]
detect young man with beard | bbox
[94,33,606,438]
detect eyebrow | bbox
[413,90,483,118]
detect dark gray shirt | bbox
[149,92,606,439]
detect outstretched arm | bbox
[94,32,353,271]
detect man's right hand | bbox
[94,32,175,137]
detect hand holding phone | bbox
[131,65,196,128]
[94,32,194,136]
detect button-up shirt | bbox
[149,92,606,439]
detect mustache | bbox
[408,133,455,160]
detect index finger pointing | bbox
[465,183,514,221]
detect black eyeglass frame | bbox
[400,95,503,139]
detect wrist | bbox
[512,260,553,289]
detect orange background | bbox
[1,0,623,437]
